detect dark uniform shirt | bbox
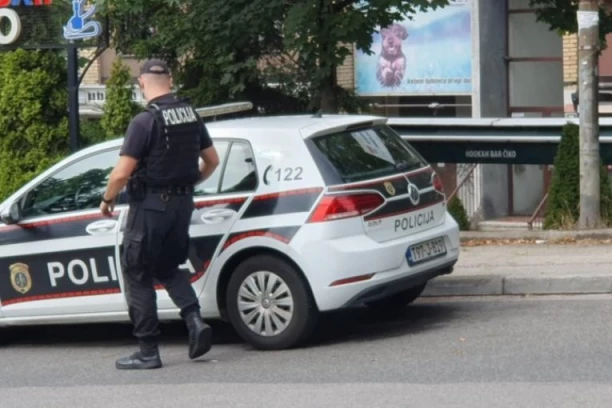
[120,93,213,161]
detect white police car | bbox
[0,103,459,350]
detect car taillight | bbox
[432,172,444,194]
[308,193,384,223]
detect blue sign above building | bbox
[63,0,101,41]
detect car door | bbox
[0,146,129,319]
[153,139,259,311]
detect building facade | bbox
[78,0,611,224]
[563,32,612,117]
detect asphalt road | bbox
[1,295,612,407]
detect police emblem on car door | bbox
[9,263,32,295]
[0,147,129,318]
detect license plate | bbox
[406,237,447,265]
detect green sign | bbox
[402,140,560,164]
[390,123,612,165]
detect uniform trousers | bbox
[121,192,200,345]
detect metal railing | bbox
[447,163,483,229]
[527,192,548,230]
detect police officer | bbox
[99,59,220,370]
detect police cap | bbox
[140,59,171,76]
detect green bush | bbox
[448,195,470,231]
[80,119,107,147]
[100,59,142,139]
[544,123,612,229]
[0,49,69,202]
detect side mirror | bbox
[0,202,21,225]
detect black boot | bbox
[184,311,212,359]
[116,340,162,370]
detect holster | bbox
[127,177,145,201]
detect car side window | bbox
[20,148,123,219]
[193,140,229,196]
[220,141,258,194]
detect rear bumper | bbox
[295,212,460,311]
[341,260,456,308]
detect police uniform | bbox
[114,60,213,370]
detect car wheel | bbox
[226,254,318,350]
[365,283,428,313]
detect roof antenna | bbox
[312,109,323,118]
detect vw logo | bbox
[407,183,420,205]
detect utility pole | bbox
[67,44,80,153]
[578,0,601,229]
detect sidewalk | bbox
[422,242,612,297]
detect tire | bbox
[225,254,318,350]
[365,282,428,314]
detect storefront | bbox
[345,0,565,221]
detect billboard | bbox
[0,0,107,50]
[354,0,472,96]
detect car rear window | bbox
[310,125,428,183]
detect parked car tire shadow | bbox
[305,300,460,348]
[0,319,242,349]
[0,299,459,350]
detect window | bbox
[20,148,122,219]
[310,125,428,183]
[220,142,258,194]
[193,140,257,197]
[193,141,229,196]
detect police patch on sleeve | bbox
[10,262,32,294]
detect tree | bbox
[0,49,69,201]
[529,0,612,48]
[530,0,611,229]
[80,119,108,148]
[97,0,449,113]
[283,0,449,112]
[97,0,291,108]
[543,123,612,229]
[100,59,142,139]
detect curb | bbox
[460,229,612,241]
[421,275,612,297]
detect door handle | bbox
[200,209,236,224]
[86,219,118,235]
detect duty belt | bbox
[145,185,194,195]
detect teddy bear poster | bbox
[354,0,472,96]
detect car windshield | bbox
[310,125,427,183]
